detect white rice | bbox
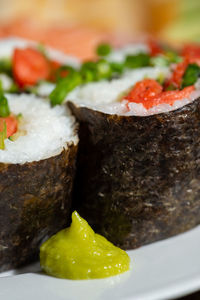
[0,94,78,164]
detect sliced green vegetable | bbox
[110,62,124,74]
[0,58,12,75]
[55,65,75,81]
[156,73,166,85]
[8,82,19,93]
[80,61,98,82]
[125,53,150,69]
[17,113,23,121]
[0,82,10,117]
[165,51,182,64]
[96,43,112,56]
[37,43,48,59]
[151,51,182,67]
[96,59,112,80]
[50,71,82,106]
[0,121,7,150]
[181,63,200,88]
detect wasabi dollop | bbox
[40,211,130,279]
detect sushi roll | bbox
[0,37,80,95]
[0,92,78,272]
[65,44,200,249]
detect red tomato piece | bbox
[147,38,163,57]
[143,85,195,109]
[0,115,18,138]
[125,79,163,104]
[165,55,200,90]
[124,79,195,110]
[13,48,50,87]
[182,44,200,59]
[165,59,189,89]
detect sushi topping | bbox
[124,79,195,109]
[0,115,18,138]
[0,121,7,150]
[50,71,82,106]
[13,48,50,87]
[182,44,200,60]
[12,47,68,88]
[181,64,200,88]
[50,42,181,106]
[125,53,150,68]
[96,43,112,56]
[0,90,19,148]
[147,38,163,57]
[0,58,12,75]
[0,90,10,117]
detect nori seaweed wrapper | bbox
[68,99,200,250]
[0,144,77,272]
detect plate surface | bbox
[0,226,200,300]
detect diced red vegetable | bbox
[165,59,189,89]
[124,79,195,109]
[13,48,50,87]
[0,115,18,137]
[147,38,163,57]
[182,44,200,59]
[125,79,162,105]
[165,55,200,90]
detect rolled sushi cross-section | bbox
[68,49,200,249]
[0,93,78,272]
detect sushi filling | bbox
[0,37,80,93]
[0,93,78,164]
[66,44,200,116]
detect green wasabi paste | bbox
[40,211,130,279]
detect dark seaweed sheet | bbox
[0,143,77,272]
[68,99,200,249]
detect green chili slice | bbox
[50,71,82,106]
[182,64,200,88]
[96,43,112,56]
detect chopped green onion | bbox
[151,52,182,67]
[8,82,19,93]
[0,82,10,117]
[96,43,112,56]
[0,121,7,150]
[17,113,23,121]
[156,73,166,85]
[165,51,182,64]
[37,43,48,59]
[181,64,200,88]
[125,53,150,69]
[55,65,75,81]
[96,59,112,80]
[0,58,12,75]
[80,61,99,82]
[50,71,82,106]
[151,55,169,67]
[110,62,124,74]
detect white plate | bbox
[0,226,200,300]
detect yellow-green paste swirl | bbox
[40,211,130,279]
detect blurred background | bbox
[0,0,199,60]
